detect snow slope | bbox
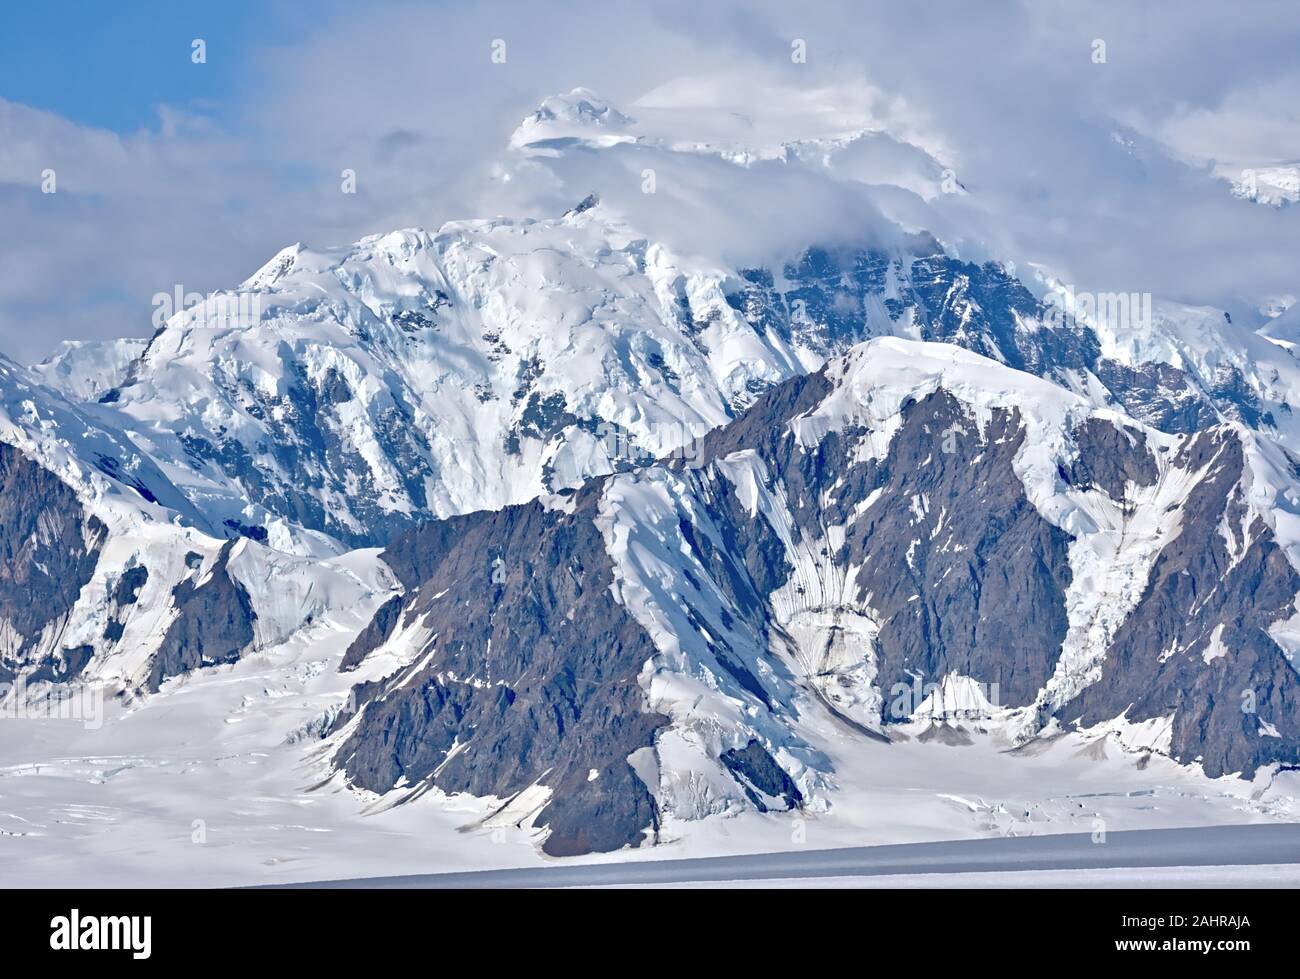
[32,337,147,403]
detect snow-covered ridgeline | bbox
[99,209,831,548]
[596,465,827,819]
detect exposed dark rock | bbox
[731,241,1260,443]
[376,512,484,590]
[1062,429,1300,777]
[102,565,150,645]
[564,193,600,217]
[530,760,659,856]
[91,452,158,504]
[683,368,834,470]
[329,327,1300,853]
[113,565,149,606]
[335,485,667,856]
[181,362,437,548]
[686,382,1073,713]
[26,645,94,685]
[331,368,1083,852]
[1067,418,1159,498]
[720,739,803,812]
[147,541,257,692]
[339,594,404,672]
[392,309,437,334]
[0,441,106,675]
[1209,364,1273,429]
[222,518,269,542]
[840,393,1074,710]
[505,391,578,457]
[689,371,1300,772]
[1095,361,1220,434]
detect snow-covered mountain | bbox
[0,350,387,697]
[48,211,1292,555]
[21,87,1292,557]
[93,211,818,549]
[1230,164,1300,207]
[327,338,1300,853]
[2,88,1299,861]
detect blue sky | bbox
[0,0,1297,363]
[0,2,290,132]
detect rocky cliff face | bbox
[822,391,1074,711]
[0,352,380,699]
[147,541,258,692]
[1062,428,1300,777]
[0,441,106,683]
[332,489,667,855]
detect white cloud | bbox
[0,0,1296,363]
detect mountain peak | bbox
[510,88,637,153]
[244,242,305,291]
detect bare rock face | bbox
[0,432,259,696]
[1066,417,1160,498]
[147,541,257,692]
[334,488,668,856]
[1062,429,1300,777]
[0,441,106,681]
[331,372,1079,851]
[720,740,804,812]
[683,383,1075,711]
[839,393,1074,710]
[339,594,403,673]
